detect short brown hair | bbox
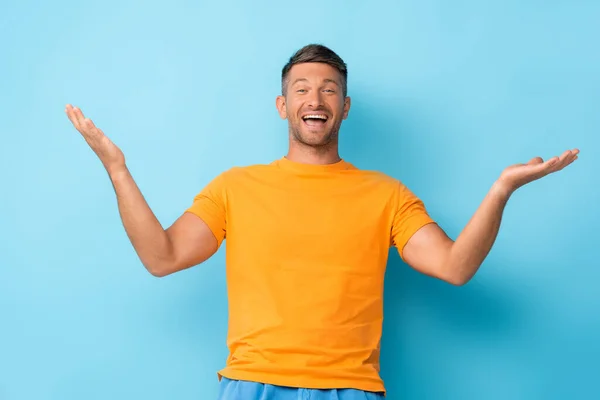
[281,44,348,97]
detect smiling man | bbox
[278,58,349,153]
[65,44,578,400]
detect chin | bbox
[290,123,338,147]
[299,132,335,147]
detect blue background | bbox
[1,1,599,399]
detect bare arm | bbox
[402,182,510,285]
[66,104,217,277]
[403,150,579,286]
[109,167,218,276]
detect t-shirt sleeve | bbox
[391,181,436,261]
[185,172,228,247]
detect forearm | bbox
[404,149,578,285]
[108,165,175,275]
[446,181,512,284]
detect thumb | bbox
[527,156,544,165]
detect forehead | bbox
[287,62,342,85]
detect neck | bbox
[286,142,341,165]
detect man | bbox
[65,44,578,399]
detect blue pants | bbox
[217,377,385,399]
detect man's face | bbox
[276,63,351,148]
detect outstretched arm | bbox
[403,149,579,285]
[65,104,218,277]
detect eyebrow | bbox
[291,78,340,87]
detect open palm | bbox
[65,104,125,172]
[498,148,579,193]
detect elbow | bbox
[446,274,470,286]
[148,267,170,278]
[145,257,196,278]
[146,265,169,278]
[438,263,474,286]
[144,260,175,278]
[437,252,478,286]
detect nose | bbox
[306,89,324,108]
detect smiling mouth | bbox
[302,114,328,129]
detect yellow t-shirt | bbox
[186,157,435,394]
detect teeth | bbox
[303,114,327,120]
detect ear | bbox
[276,95,287,119]
[342,96,351,120]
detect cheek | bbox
[327,100,345,118]
[286,102,301,120]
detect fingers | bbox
[65,104,88,131]
[83,118,96,131]
[563,149,579,168]
[536,149,579,176]
[550,149,579,171]
[65,104,103,138]
[523,149,578,180]
[72,106,87,129]
[65,104,81,130]
[545,156,560,167]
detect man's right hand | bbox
[64,103,218,276]
[65,104,126,174]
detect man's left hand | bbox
[496,148,579,196]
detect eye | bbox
[296,89,307,93]
[323,89,335,93]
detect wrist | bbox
[491,179,514,201]
[105,162,129,180]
